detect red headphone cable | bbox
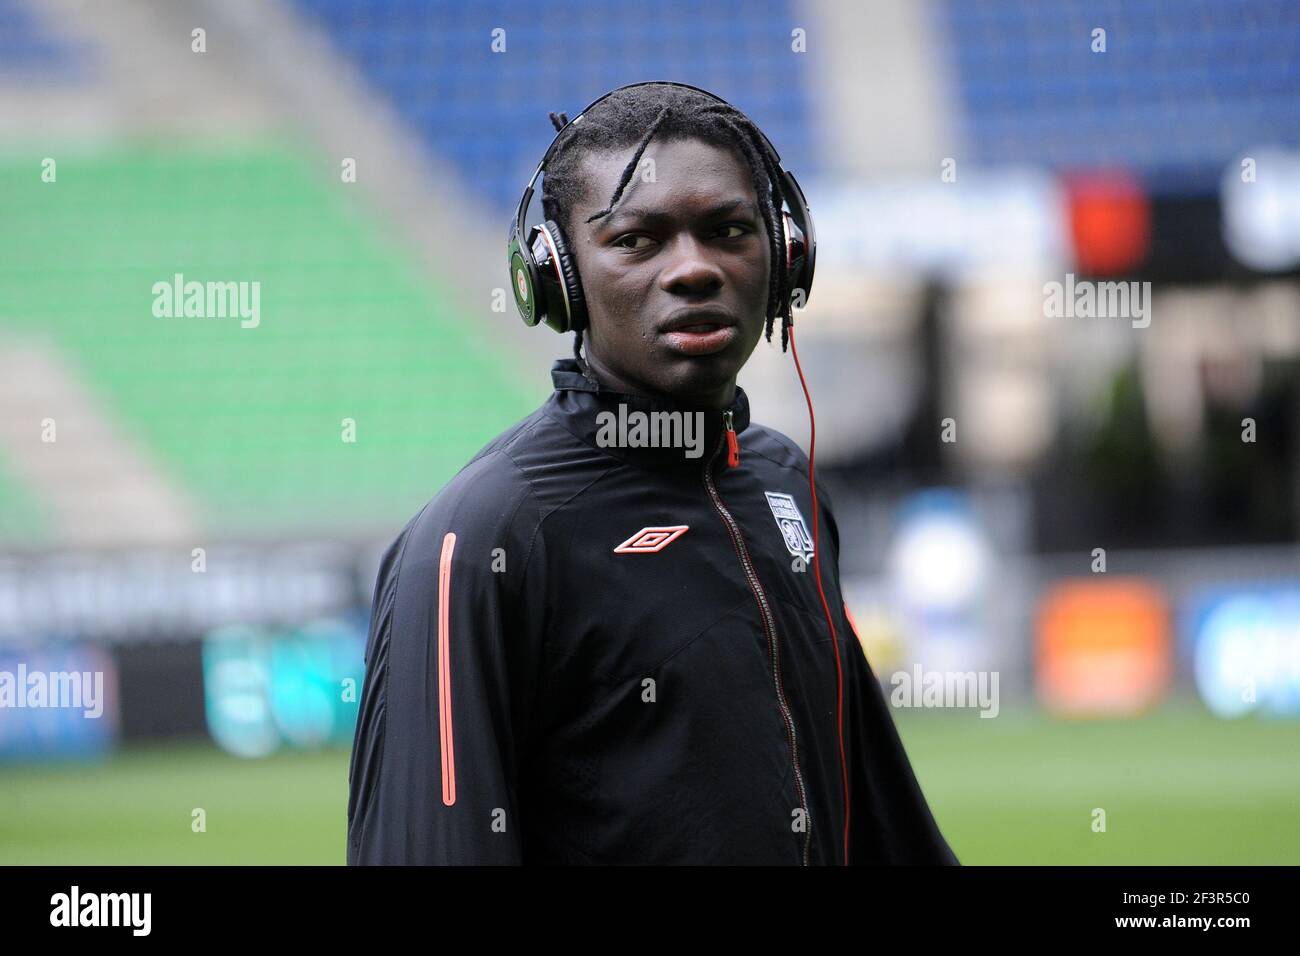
[788,323,850,866]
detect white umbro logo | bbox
[613,525,689,554]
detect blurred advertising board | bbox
[0,643,119,760]
[202,615,366,758]
[1185,584,1300,718]
[1036,578,1171,716]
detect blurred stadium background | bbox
[1,0,1298,864]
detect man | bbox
[347,82,957,865]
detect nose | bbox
[657,233,724,299]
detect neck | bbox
[580,352,736,410]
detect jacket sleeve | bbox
[841,602,959,864]
[814,477,959,865]
[347,454,547,864]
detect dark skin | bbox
[567,137,772,409]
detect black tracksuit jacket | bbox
[346,357,958,865]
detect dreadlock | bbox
[540,84,795,368]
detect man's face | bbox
[568,137,771,409]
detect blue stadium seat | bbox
[935,0,1300,196]
[292,0,819,214]
[0,0,96,79]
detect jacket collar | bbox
[545,358,751,470]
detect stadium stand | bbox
[0,145,539,542]
[290,0,821,212]
[0,0,95,79]
[934,0,1300,195]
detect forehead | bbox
[574,137,760,223]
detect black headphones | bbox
[507,81,816,335]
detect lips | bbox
[660,308,737,334]
[660,310,739,356]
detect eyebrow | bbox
[597,198,759,230]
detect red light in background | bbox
[1063,171,1151,275]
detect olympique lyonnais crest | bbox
[764,492,814,562]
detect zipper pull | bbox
[724,409,739,468]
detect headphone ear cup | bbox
[508,229,543,327]
[781,210,810,314]
[544,220,587,333]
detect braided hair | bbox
[540,84,795,374]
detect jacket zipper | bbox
[705,410,812,865]
[725,409,740,467]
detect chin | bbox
[657,354,741,402]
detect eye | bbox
[615,234,654,250]
[715,224,751,239]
